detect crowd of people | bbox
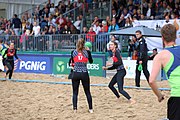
[0,0,179,51]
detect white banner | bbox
[124,60,161,80]
[134,19,180,51]
[0,56,4,71]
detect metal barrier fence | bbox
[0,34,115,52]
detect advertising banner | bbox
[15,55,52,74]
[53,55,105,77]
[6,53,106,77]
[124,60,161,80]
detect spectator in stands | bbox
[12,14,22,36]
[97,26,108,52]
[50,3,55,14]
[56,24,62,34]
[70,24,80,34]
[86,27,96,51]
[48,25,54,34]
[93,20,101,34]
[21,19,26,32]
[146,3,156,20]
[101,20,108,32]
[163,5,172,18]
[106,16,111,26]
[108,17,119,32]
[124,17,132,27]
[66,17,72,27]
[25,21,33,35]
[61,25,71,34]
[91,16,99,26]
[142,0,148,16]
[6,20,12,30]
[162,15,172,26]
[173,3,179,17]
[149,48,158,60]
[73,16,81,31]
[112,9,118,20]
[40,16,48,30]
[31,21,40,50]
[86,27,96,42]
[81,26,88,34]
[56,14,67,30]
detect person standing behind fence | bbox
[134,30,150,87]
[149,24,180,120]
[12,14,22,36]
[30,21,41,50]
[108,17,119,32]
[2,42,21,80]
[86,27,96,51]
[70,38,93,113]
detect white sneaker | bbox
[73,109,77,113]
[89,109,93,113]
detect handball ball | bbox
[85,42,92,48]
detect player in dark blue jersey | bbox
[70,38,93,113]
[103,41,136,104]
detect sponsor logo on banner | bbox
[53,56,103,76]
[56,61,65,72]
[16,55,51,74]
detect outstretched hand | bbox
[158,94,165,102]
[102,66,107,70]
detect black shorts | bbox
[2,59,6,66]
[168,97,180,120]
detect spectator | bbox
[50,3,55,14]
[106,16,111,26]
[86,27,96,42]
[128,36,136,58]
[101,20,108,32]
[31,21,41,50]
[61,25,71,34]
[70,24,80,34]
[162,15,172,26]
[167,0,175,10]
[66,17,72,27]
[148,48,158,60]
[93,20,101,34]
[146,3,156,20]
[12,14,22,36]
[73,16,81,31]
[40,16,48,30]
[91,16,99,26]
[81,26,88,34]
[124,17,132,27]
[108,17,119,32]
[56,14,67,29]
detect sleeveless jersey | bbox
[164,45,180,97]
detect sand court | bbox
[0,73,169,120]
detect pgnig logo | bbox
[56,61,65,72]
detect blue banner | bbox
[15,55,51,74]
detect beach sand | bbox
[0,73,170,120]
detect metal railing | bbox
[0,33,129,52]
[0,34,114,52]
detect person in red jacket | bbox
[55,14,67,29]
[86,27,96,51]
